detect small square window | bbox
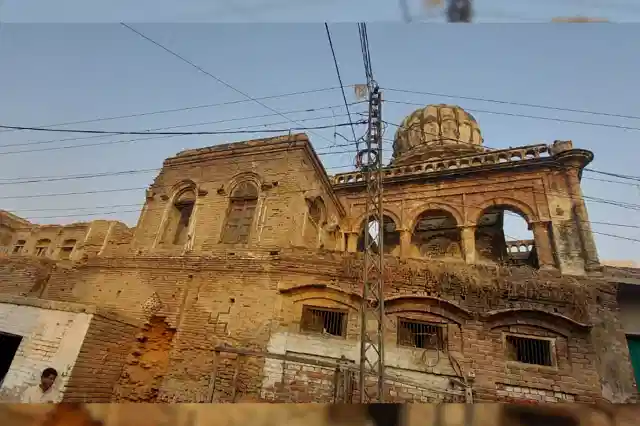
[506,335,554,366]
[300,306,346,337]
[397,319,445,350]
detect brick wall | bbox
[7,248,636,404]
[63,312,140,402]
[130,135,343,255]
[0,298,93,402]
[0,256,55,297]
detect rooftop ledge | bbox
[330,143,591,185]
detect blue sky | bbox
[1,1,640,22]
[0,23,639,262]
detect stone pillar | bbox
[531,221,556,269]
[399,229,412,258]
[346,232,359,253]
[566,168,601,271]
[460,226,476,264]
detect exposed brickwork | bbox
[0,132,637,405]
[0,256,56,297]
[112,316,175,402]
[63,314,139,403]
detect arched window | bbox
[304,197,326,247]
[34,239,51,257]
[475,205,537,268]
[411,209,462,259]
[357,215,400,255]
[12,240,26,254]
[59,239,77,260]
[221,181,259,244]
[162,188,196,246]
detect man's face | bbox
[41,373,56,391]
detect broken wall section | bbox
[112,316,176,402]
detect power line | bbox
[0,86,350,135]
[384,99,640,131]
[0,121,365,156]
[383,87,640,121]
[120,23,336,147]
[0,101,364,148]
[0,101,366,149]
[0,120,365,136]
[325,23,360,152]
[584,168,640,182]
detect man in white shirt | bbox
[21,367,58,403]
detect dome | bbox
[391,104,484,166]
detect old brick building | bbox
[0,104,638,404]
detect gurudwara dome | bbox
[391,104,485,166]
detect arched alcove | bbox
[162,186,196,246]
[475,205,537,268]
[357,215,400,255]
[411,209,462,259]
[220,181,259,244]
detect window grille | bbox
[300,306,346,337]
[506,335,553,366]
[397,319,445,350]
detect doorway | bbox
[0,332,22,387]
[627,335,640,388]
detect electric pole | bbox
[358,85,385,403]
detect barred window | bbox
[397,319,445,350]
[300,306,346,337]
[506,335,554,366]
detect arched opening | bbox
[304,197,326,248]
[162,187,196,246]
[221,181,259,244]
[12,240,26,254]
[411,210,462,259]
[58,239,77,260]
[34,239,51,257]
[357,215,400,255]
[475,205,537,267]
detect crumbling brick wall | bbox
[112,316,176,402]
[63,312,141,403]
[0,256,56,297]
[13,249,636,404]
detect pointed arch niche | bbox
[220,180,259,245]
[161,183,197,246]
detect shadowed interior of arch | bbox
[162,187,196,245]
[475,204,537,268]
[357,215,400,254]
[411,209,462,259]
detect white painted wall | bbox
[0,303,92,402]
[264,331,460,400]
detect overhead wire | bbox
[120,23,337,147]
[0,85,353,135]
[383,87,640,121]
[324,23,360,152]
[0,101,367,149]
[383,99,640,132]
[0,120,366,156]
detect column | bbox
[346,232,359,253]
[399,229,412,258]
[566,168,601,270]
[531,221,556,270]
[460,226,476,264]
